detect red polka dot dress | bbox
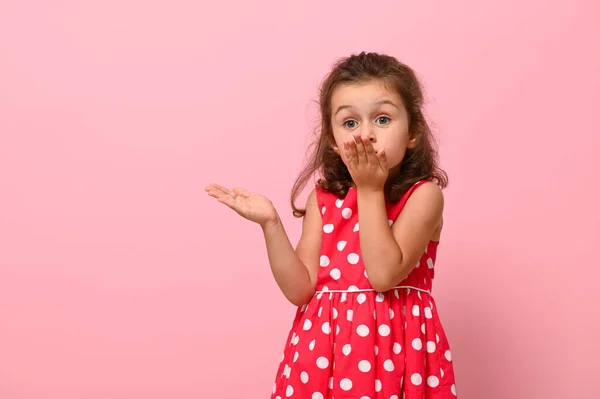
[271,181,457,399]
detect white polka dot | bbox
[328,377,334,389]
[417,291,422,300]
[378,324,390,336]
[383,359,395,371]
[353,222,360,232]
[284,364,291,377]
[436,333,440,343]
[412,338,423,350]
[394,289,400,298]
[427,376,440,388]
[341,292,347,302]
[300,371,309,384]
[361,397,372,399]
[357,325,370,337]
[330,268,341,280]
[353,359,370,373]
[337,240,347,251]
[336,325,340,335]
[441,367,445,377]
[375,379,382,392]
[388,219,394,226]
[293,351,299,362]
[342,208,352,219]
[412,305,420,316]
[348,285,359,292]
[424,307,433,319]
[340,378,353,391]
[347,253,360,264]
[347,309,353,321]
[309,339,316,351]
[421,323,426,334]
[364,269,369,278]
[427,341,436,353]
[323,224,334,233]
[286,385,294,397]
[373,309,377,319]
[321,206,326,215]
[374,345,379,355]
[332,308,338,319]
[445,350,452,361]
[318,307,323,317]
[342,344,352,355]
[273,383,277,394]
[300,304,307,312]
[312,393,323,399]
[427,258,434,269]
[411,373,422,386]
[389,309,395,319]
[376,292,385,302]
[321,322,331,334]
[319,255,330,267]
[303,319,312,330]
[390,396,399,399]
[335,199,344,208]
[357,293,366,304]
[393,342,402,354]
[316,357,329,369]
[451,384,457,396]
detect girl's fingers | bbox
[362,136,377,164]
[344,140,358,166]
[353,134,366,164]
[377,149,388,171]
[206,184,233,197]
[232,187,251,198]
[217,194,237,209]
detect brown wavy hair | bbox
[290,51,448,217]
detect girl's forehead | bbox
[330,81,403,109]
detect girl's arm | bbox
[356,182,444,292]
[262,189,322,306]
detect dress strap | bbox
[387,180,431,222]
[314,183,330,213]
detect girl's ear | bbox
[329,138,340,155]
[407,134,418,149]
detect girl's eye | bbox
[376,116,390,125]
[344,120,358,129]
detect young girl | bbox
[206,52,457,399]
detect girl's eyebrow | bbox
[333,99,399,117]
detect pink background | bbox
[1,1,599,398]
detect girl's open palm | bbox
[205,184,278,227]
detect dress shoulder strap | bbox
[387,180,431,222]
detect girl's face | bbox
[329,80,416,171]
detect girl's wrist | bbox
[260,213,281,232]
[356,186,385,198]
